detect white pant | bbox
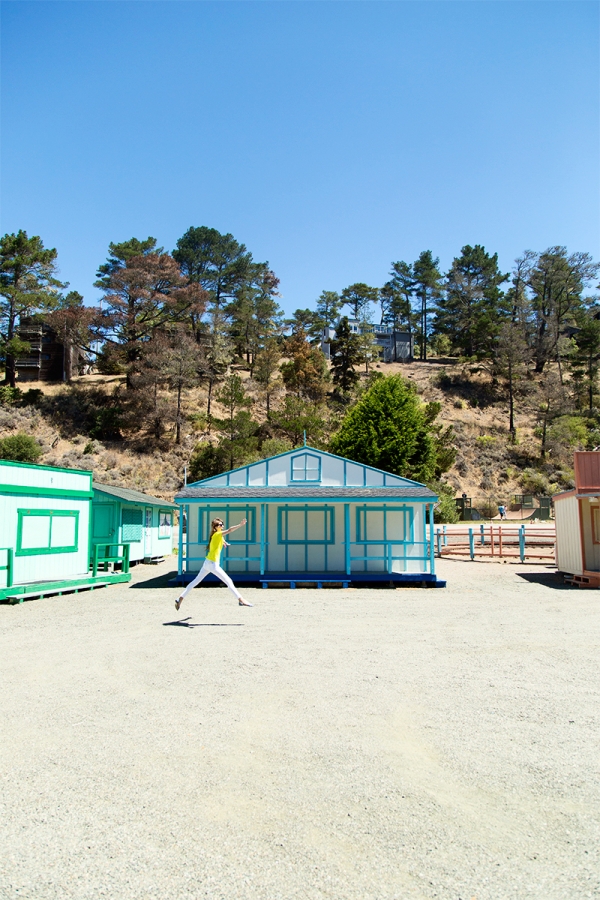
[180,558,241,600]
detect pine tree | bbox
[0,230,63,387]
[330,374,444,483]
[329,316,361,392]
[412,251,442,361]
[434,245,509,358]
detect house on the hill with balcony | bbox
[174,446,443,588]
[321,319,414,363]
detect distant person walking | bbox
[176,517,253,610]
[498,503,506,520]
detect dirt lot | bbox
[1,557,598,900]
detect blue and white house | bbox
[174,447,443,587]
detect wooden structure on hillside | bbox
[0,461,130,603]
[16,318,87,382]
[174,446,444,588]
[554,452,600,587]
[92,483,176,564]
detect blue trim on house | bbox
[176,495,436,505]
[290,452,321,483]
[277,505,335,544]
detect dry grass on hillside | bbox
[1,358,558,502]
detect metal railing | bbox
[436,524,555,562]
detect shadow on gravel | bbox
[130,572,177,589]
[516,571,573,590]
[163,617,244,628]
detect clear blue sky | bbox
[1,1,598,315]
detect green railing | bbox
[0,547,13,588]
[91,543,130,576]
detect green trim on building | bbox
[0,483,93,499]
[0,572,131,604]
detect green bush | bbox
[431,482,460,524]
[0,432,42,463]
[0,386,22,406]
[89,406,123,440]
[520,468,551,495]
[21,388,44,406]
[476,435,497,447]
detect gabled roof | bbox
[187,445,425,489]
[93,483,176,508]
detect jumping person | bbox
[175,517,253,610]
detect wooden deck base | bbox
[1,572,131,604]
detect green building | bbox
[92,483,176,564]
[0,460,130,603]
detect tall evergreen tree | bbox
[380,261,416,340]
[412,251,442,361]
[329,316,361,392]
[570,312,600,413]
[434,244,509,358]
[173,226,254,314]
[526,247,599,376]
[94,250,206,384]
[0,230,62,386]
[341,283,379,321]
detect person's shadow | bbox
[163,617,244,628]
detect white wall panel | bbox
[555,497,583,575]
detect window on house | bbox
[355,506,413,543]
[290,453,321,482]
[158,511,172,539]
[278,506,334,544]
[198,507,256,544]
[16,509,79,556]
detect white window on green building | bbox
[16,509,79,556]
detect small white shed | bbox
[554,452,600,587]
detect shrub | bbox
[520,468,551,495]
[89,406,123,440]
[21,388,44,407]
[0,386,22,406]
[476,435,497,447]
[431,482,460,524]
[0,432,42,463]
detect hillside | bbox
[0,358,575,507]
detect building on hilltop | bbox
[321,319,414,364]
[15,318,88,382]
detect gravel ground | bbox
[1,557,598,900]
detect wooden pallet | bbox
[563,573,600,589]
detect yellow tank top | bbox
[206,530,224,563]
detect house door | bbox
[144,507,153,557]
[92,504,116,543]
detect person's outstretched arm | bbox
[222,518,247,535]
